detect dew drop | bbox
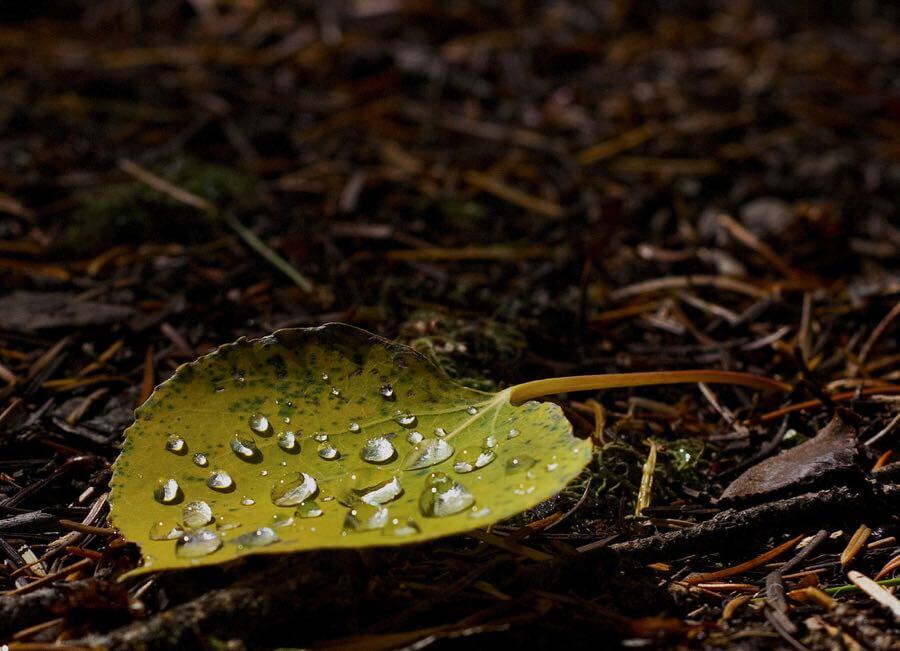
[248,413,270,435]
[506,455,537,474]
[207,470,234,491]
[283,416,291,424]
[348,422,360,433]
[403,438,454,470]
[383,517,420,537]
[318,443,339,460]
[175,529,222,558]
[380,384,395,400]
[271,513,294,528]
[241,497,255,506]
[330,387,341,397]
[355,476,403,505]
[434,427,448,438]
[165,435,186,454]
[419,472,474,517]
[407,431,424,444]
[483,435,497,448]
[149,520,183,540]
[192,452,208,467]
[182,501,213,528]
[296,500,323,518]
[314,432,329,442]
[230,435,258,459]
[469,506,492,519]
[507,428,520,439]
[546,462,559,472]
[321,373,329,381]
[277,431,297,451]
[395,413,417,427]
[233,527,278,548]
[154,478,180,504]
[453,447,496,473]
[343,504,390,532]
[271,472,318,506]
[466,406,478,415]
[361,436,397,464]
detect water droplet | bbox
[149,520,183,540]
[277,431,297,451]
[506,455,537,474]
[453,447,496,473]
[271,473,318,506]
[232,527,278,548]
[314,432,329,442]
[283,416,291,424]
[348,422,360,433]
[380,384,395,400]
[165,435,186,454]
[321,373,329,381]
[260,469,268,476]
[507,428,520,439]
[466,406,478,415]
[230,435,258,459]
[383,517,420,537]
[546,462,559,472]
[435,427,448,438]
[513,483,535,495]
[207,470,234,491]
[192,452,208,467]
[182,501,213,528]
[355,476,403,505]
[330,387,340,397]
[483,435,497,448]
[343,504,390,532]
[469,506,491,518]
[241,497,255,506]
[271,513,294,528]
[407,431,424,444]
[361,436,396,464]
[154,478,180,504]
[318,443,339,460]
[403,438,454,470]
[175,529,222,558]
[248,413,270,435]
[395,413,417,427]
[215,385,225,393]
[233,371,245,383]
[296,501,323,518]
[419,472,474,517]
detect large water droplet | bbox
[318,443,339,460]
[232,527,278,548]
[506,455,537,474]
[383,517,420,537]
[230,435,258,459]
[343,504,389,532]
[192,452,208,467]
[165,435,186,454]
[380,384,395,400]
[395,413,417,427]
[407,431,424,444]
[453,447,496,473]
[149,520,183,540]
[296,500,323,518]
[248,413,270,435]
[271,473,318,506]
[182,501,213,528]
[154,478,180,504]
[361,436,396,464]
[403,438,454,470]
[175,529,222,558]
[419,472,474,517]
[207,470,234,491]
[277,431,297,451]
[355,476,403,505]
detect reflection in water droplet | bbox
[395,413,417,427]
[348,422,360,433]
[435,427,448,438]
[318,443,339,460]
[355,476,403,505]
[483,435,496,448]
[277,431,297,451]
[230,435,258,459]
[403,438,454,470]
[154,478,180,504]
[192,452,208,467]
[165,435,185,454]
[383,517,420,537]
[271,472,318,506]
[419,472,474,517]
[466,406,478,415]
[453,447,496,473]
[149,520,183,540]
[506,455,537,474]
[361,436,396,464]
[380,384,395,400]
[248,413,270,435]
[241,497,255,506]
[314,432,328,442]
[507,428,520,439]
[343,504,389,532]
[175,529,222,558]
[296,501,323,518]
[233,527,278,548]
[407,431,424,444]
[207,470,234,491]
[182,501,213,528]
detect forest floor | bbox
[1,1,899,649]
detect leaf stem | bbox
[508,370,791,405]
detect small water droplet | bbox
[469,506,491,518]
[271,513,294,528]
[513,483,535,495]
[215,386,225,393]
[192,452,209,467]
[354,476,403,505]
[234,371,245,383]
[314,432,329,442]
[277,431,297,451]
[383,517,420,537]
[507,428,520,439]
[466,406,478,415]
[283,416,291,424]
[154,478,180,504]
[407,431,424,444]
[321,373,329,381]
[546,462,559,472]
[248,413,270,435]
[230,435,258,459]
[506,455,537,474]
[453,447,496,473]
[175,529,222,558]
[318,443,339,460]
[361,436,396,464]
[348,422,360,433]
[207,470,234,491]
[271,473,318,506]
[403,438,454,470]
[260,469,269,476]
[330,387,340,397]
[380,384,395,400]
[241,497,255,506]
[296,501,323,518]
[434,427,448,438]
[395,413,417,427]
[165,435,186,454]
[233,527,278,548]
[343,504,390,532]
[182,501,213,528]
[149,520,183,540]
[483,435,496,448]
[419,472,474,517]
